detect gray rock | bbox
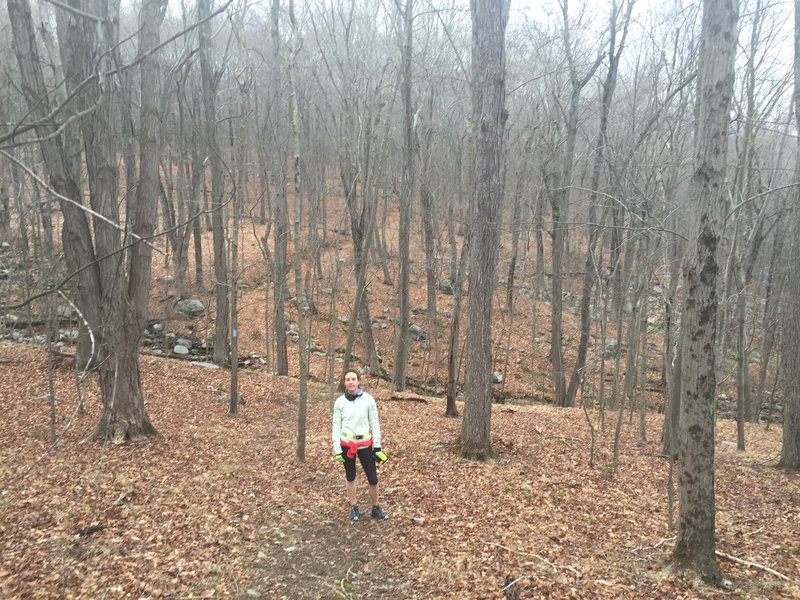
[60,329,79,343]
[164,275,175,285]
[174,345,190,355]
[56,305,74,318]
[409,324,428,341]
[492,371,504,384]
[176,299,205,317]
[438,279,455,295]
[190,361,220,369]
[176,338,193,349]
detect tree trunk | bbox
[419,91,438,351]
[10,0,101,371]
[198,0,230,366]
[0,160,10,239]
[550,0,604,408]
[460,0,508,460]
[754,229,783,423]
[393,0,414,392]
[289,0,308,461]
[271,0,290,376]
[672,0,738,581]
[778,0,800,471]
[505,133,532,311]
[90,0,164,441]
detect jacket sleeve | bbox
[332,398,343,454]
[368,395,382,448]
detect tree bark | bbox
[198,0,230,367]
[393,0,414,392]
[778,0,800,471]
[672,0,738,581]
[9,0,100,370]
[460,0,508,460]
[288,0,309,460]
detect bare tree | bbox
[460,0,509,460]
[672,0,738,582]
[7,0,166,441]
[289,0,309,461]
[777,0,800,471]
[198,0,230,367]
[392,0,414,392]
[271,0,290,377]
[549,0,604,408]
[566,0,634,409]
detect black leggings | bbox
[343,446,378,485]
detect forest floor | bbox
[0,342,798,599]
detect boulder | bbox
[175,299,205,318]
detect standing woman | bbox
[332,369,389,521]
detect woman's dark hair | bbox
[340,369,361,387]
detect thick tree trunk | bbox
[89,0,163,441]
[778,0,800,471]
[672,0,738,581]
[460,0,508,460]
[9,0,101,371]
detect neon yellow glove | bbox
[373,448,388,464]
[335,453,345,464]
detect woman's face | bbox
[344,371,360,394]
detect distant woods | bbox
[0,0,798,468]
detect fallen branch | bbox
[631,539,797,586]
[716,550,798,585]
[631,536,675,556]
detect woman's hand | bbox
[373,448,388,464]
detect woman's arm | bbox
[368,395,382,448]
[332,398,343,454]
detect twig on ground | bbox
[502,575,527,591]
[630,536,676,556]
[716,550,798,585]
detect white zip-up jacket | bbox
[332,389,382,455]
